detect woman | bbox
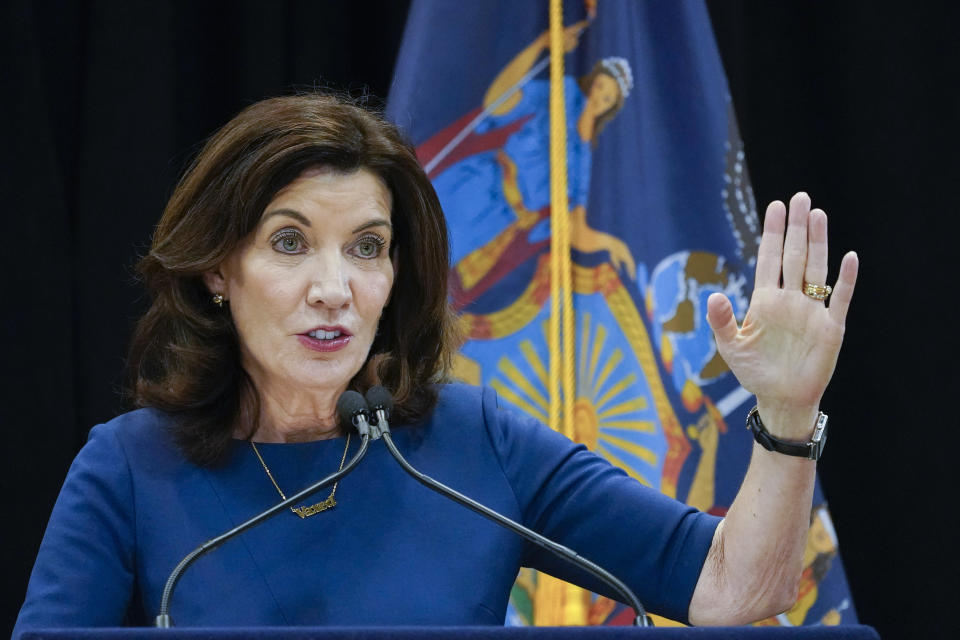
[14,94,858,633]
[442,22,636,281]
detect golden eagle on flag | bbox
[388,0,855,626]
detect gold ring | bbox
[803,282,832,301]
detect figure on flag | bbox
[433,20,638,316]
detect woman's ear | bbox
[202,267,228,300]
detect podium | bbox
[22,626,880,639]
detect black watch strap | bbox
[746,406,828,461]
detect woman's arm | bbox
[688,193,859,625]
[483,21,588,115]
[13,424,137,636]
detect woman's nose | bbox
[306,255,351,309]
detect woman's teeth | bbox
[308,329,342,340]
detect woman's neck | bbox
[243,384,345,443]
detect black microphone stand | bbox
[365,388,653,627]
[155,395,373,628]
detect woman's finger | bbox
[781,192,811,290]
[804,208,829,287]
[755,201,786,289]
[828,251,859,325]
[706,292,739,348]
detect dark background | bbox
[2,1,956,638]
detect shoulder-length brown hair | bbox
[127,94,460,466]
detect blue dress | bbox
[435,77,592,265]
[13,385,719,635]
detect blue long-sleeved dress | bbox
[14,384,720,634]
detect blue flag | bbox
[388,0,856,626]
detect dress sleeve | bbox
[13,423,137,636]
[480,387,721,624]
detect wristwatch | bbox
[746,406,828,461]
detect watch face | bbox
[812,413,828,459]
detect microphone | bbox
[155,391,373,628]
[365,384,393,439]
[338,389,374,438]
[364,386,654,627]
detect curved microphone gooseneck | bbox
[364,386,654,628]
[155,391,373,628]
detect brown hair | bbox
[577,61,627,143]
[127,94,460,466]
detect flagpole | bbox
[548,0,576,442]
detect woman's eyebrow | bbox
[262,208,311,226]
[351,219,392,234]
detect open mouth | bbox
[306,329,343,340]
[298,327,352,352]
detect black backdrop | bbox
[2,2,956,638]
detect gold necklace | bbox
[250,432,351,519]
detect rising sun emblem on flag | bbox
[487,303,667,490]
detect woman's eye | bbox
[353,236,386,259]
[272,231,305,254]
[357,241,378,258]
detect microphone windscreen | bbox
[365,386,394,417]
[336,390,369,428]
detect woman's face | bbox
[586,73,621,118]
[207,167,394,401]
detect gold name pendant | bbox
[250,433,350,521]
[291,496,337,519]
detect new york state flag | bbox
[387,0,856,626]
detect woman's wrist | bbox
[754,400,821,441]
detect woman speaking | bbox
[14,94,858,634]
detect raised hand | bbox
[705,192,859,439]
[562,20,590,52]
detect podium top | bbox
[22,624,880,639]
